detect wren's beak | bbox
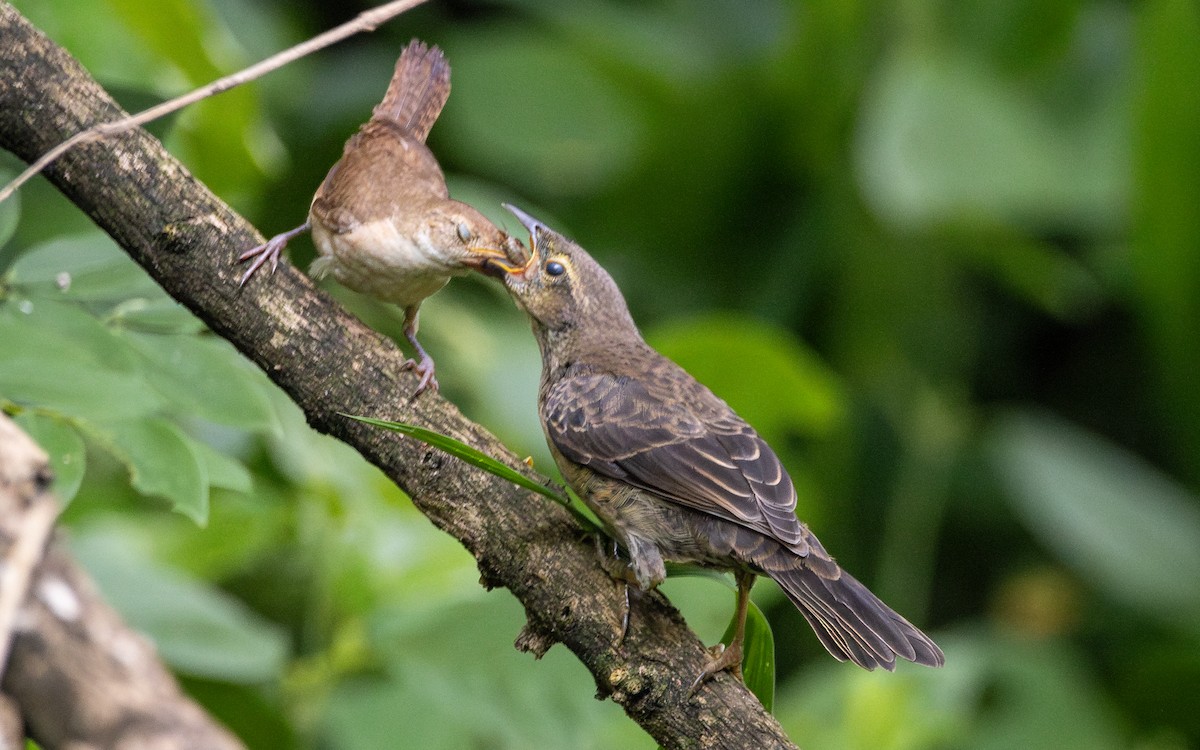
[464,234,528,278]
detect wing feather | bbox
[544,368,808,551]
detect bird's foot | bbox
[402,354,439,397]
[237,223,310,286]
[401,312,439,397]
[688,639,744,696]
[593,537,637,644]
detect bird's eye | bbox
[456,222,474,242]
[545,260,566,277]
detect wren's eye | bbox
[544,260,566,277]
[456,222,474,242]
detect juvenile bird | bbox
[498,205,944,690]
[238,40,520,394]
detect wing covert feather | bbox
[544,370,807,551]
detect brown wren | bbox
[238,40,523,394]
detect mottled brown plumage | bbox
[238,40,523,394]
[499,205,943,690]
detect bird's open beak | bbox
[503,203,546,241]
[501,204,548,278]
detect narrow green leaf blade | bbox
[342,415,571,506]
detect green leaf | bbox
[0,301,164,421]
[500,0,786,85]
[774,630,1121,750]
[663,565,776,710]
[107,296,205,334]
[12,411,86,503]
[71,529,288,683]
[122,331,280,434]
[0,356,158,422]
[953,226,1104,322]
[663,563,737,587]
[856,38,1126,231]
[12,0,162,91]
[1130,0,1200,474]
[106,0,280,199]
[988,409,1200,629]
[6,233,161,301]
[189,437,252,494]
[342,415,571,507]
[0,298,140,371]
[88,417,209,524]
[335,594,654,750]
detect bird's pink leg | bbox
[401,304,439,396]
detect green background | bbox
[2,0,1198,747]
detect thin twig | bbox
[0,494,59,681]
[0,0,428,204]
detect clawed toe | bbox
[592,538,639,643]
[687,640,744,696]
[403,357,439,397]
[237,242,281,286]
[237,223,310,286]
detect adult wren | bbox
[498,206,943,691]
[238,40,523,394]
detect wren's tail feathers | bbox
[371,39,451,142]
[770,560,945,671]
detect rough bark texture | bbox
[0,4,800,748]
[0,414,246,749]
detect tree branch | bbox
[0,453,57,679]
[0,414,246,749]
[0,5,799,748]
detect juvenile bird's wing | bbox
[544,367,951,670]
[543,365,812,554]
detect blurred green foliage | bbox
[2,0,1199,747]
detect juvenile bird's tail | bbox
[765,552,944,670]
[371,39,451,142]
